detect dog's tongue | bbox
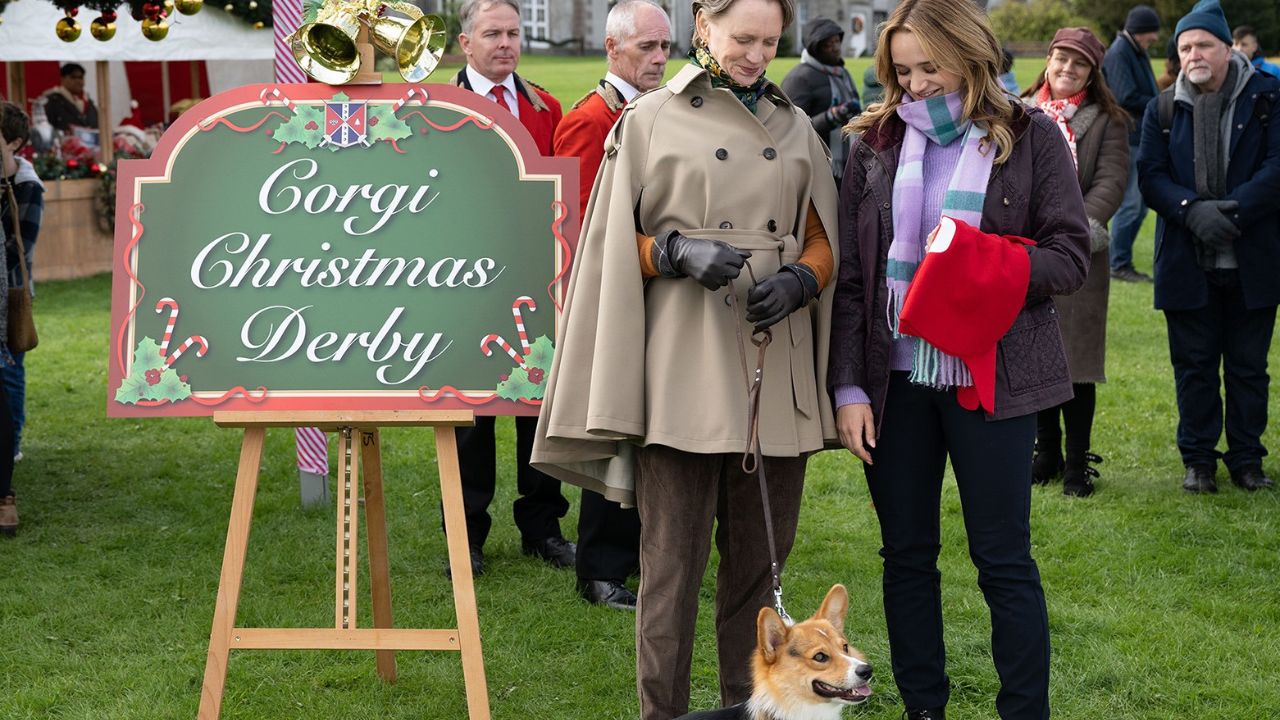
[852,685,873,698]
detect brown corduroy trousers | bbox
[633,444,807,720]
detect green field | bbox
[2,55,1278,720]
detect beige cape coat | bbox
[531,64,840,506]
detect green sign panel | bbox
[108,83,578,417]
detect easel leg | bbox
[361,428,398,682]
[336,428,361,630]
[436,426,491,719]
[198,427,266,720]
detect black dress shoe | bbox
[1230,466,1274,491]
[444,545,484,579]
[1182,465,1217,493]
[521,535,576,568]
[577,579,637,611]
[903,708,945,720]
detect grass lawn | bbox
[2,55,1278,720]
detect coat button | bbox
[882,201,890,209]
[763,147,777,160]
[691,96,703,108]
[1003,197,1010,206]
[767,219,777,232]
[720,221,733,229]
[715,148,728,160]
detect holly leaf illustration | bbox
[132,337,167,372]
[524,336,555,372]
[114,374,147,404]
[369,105,412,144]
[151,369,192,402]
[273,104,325,149]
[114,337,193,405]
[496,367,540,401]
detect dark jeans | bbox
[1164,270,1276,472]
[452,415,569,549]
[0,380,14,497]
[633,445,806,720]
[1110,143,1145,271]
[576,488,640,581]
[865,373,1049,719]
[1,351,23,455]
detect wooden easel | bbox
[197,410,490,719]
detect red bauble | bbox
[66,158,80,168]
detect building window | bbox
[523,0,550,47]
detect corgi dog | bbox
[675,584,873,720]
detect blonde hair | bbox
[850,0,1017,164]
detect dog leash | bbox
[728,264,791,623]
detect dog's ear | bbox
[817,584,849,634]
[757,606,789,664]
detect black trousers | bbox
[1164,270,1276,472]
[865,373,1049,719]
[576,488,640,581]
[455,416,568,549]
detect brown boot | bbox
[0,495,17,536]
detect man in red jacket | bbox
[551,0,671,611]
[446,0,572,580]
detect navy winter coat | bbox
[1137,71,1280,311]
[1102,33,1158,145]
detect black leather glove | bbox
[653,230,751,290]
[746,264,818,331]
[827,99,860,125]
[1185,200,1241,250]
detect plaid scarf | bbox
[689,46,770,113]
[887,91,995,390]
[1035,83,1087,168]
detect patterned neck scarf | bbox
[689,45,770,113]
[886,90,996,391]
[1035,83,1088,168]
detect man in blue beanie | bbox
[1103,4,1162,282]
[1138,0,1280,494]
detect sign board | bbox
[107,83,579,417]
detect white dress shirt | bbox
[465,65,520,120]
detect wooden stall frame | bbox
[197,410,490,720]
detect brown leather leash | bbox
[728,263,791,623]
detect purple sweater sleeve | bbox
[834,384,870,407]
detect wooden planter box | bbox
[34,177,114,283]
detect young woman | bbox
[828,1,1090,717]
[1022,28,1131,497]
[533,0,840,717]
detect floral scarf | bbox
[689,45,770,113]
[1035,83,1088,168]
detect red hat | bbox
[898,217,1033,413]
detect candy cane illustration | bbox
[259,86,298,112]
[155,297,180,358]
[481,334,526,369]
[511,296,536,355]
[392,87,428,113]
[165,336,209,368]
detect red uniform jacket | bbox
[451,69,563,156]
[552,81,627,219]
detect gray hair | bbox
[459,0,521,36]
[605,0,671,44]
[691,0,794,47]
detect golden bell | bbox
[90,17,117,41]
[174,0,203,15]
[56,16,82,42]
[142,16,170,40]
[289,1,362,85]
[369,11,446,83]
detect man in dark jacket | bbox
[782,17,859,186]
[1103,5,1161,282]
[1138,0,1280,494]
[41,63,98,133]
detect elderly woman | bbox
[1021,28,1130,497]
[830,0,1089,716]
[533,0,839,716]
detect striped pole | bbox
[155,297,180,357]
[273,0,308,84]
[511,296,535,355]
[481,334,526,369]
[164,336,209,367]
[296,426,329,476]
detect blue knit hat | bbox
[1174,0,1232,46]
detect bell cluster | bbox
[289,0,447,84]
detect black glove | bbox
[827,99,860,125]
[1185,200,1241,250]
[746,265,818,331]
[653,230,751,290]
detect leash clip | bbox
[773,585,791,623]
